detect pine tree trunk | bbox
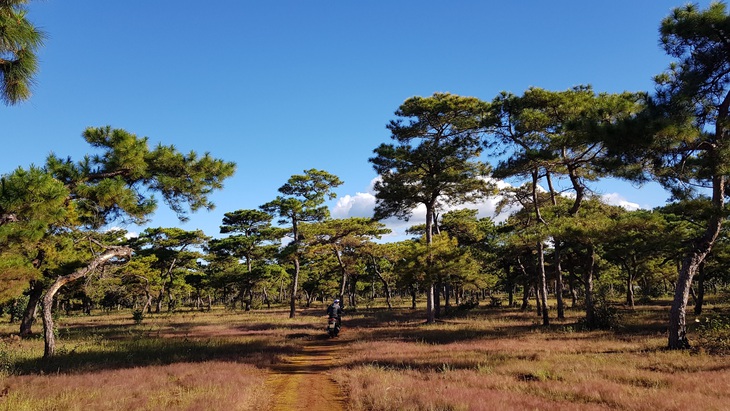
[42,246,132,358]
[583,246,596,329]
[434,281,441,319]
[568,267,578,308]
[521,284,530,311]
[537,241,549,326]
[694,262,705,315]
[518,257,530,311]
[371,259,393,309]
[444,283,451,315]
[144,288,152,314]
[669,184,722,348]
[20,280,43,337]
[669,253,705,349]
[289,256,300,318]
[426,283,435,323]
[155,286,164,313]
[554,242,565,320]
[627,272,635,309]
[349,279,357,309]
[263,287,271,309]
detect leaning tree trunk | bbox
[143,288,153,314]
[20,280,44,337]
[370,256,393,309]
[669,171,723,348]
[42,246,132,358]
[669,252,708,349]
[694,262,705,316]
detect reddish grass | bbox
[2,361,269,411]
[331,307,730,411]
[1,303,729,410]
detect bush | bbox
[591,298,622,330]
[696,314,730,354]
[577,296,622,330]
[457,299,479,311]
[8,295,29,323]
[132,309,144,325]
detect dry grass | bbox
[332,304,730,411]
[0,307,322,411]
[0,301,729,410]
[1,361,268,411]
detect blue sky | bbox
[1,0,712,240]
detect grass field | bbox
[0,300,728,410]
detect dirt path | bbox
[266,336,346,411]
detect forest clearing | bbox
[5,2,730,410]
[1,299,729,411]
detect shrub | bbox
[8,295,29,323]
[132,309,144,325]
[696,314,730,354]
[578,296,622,330]
[457,299,479,311]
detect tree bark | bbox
[668,173,723,348]
[519,257,530,311]
[434,280,441,319]
[531,169,549,325]
[289,255,300,318]
[444,283,451,315]
[583,246,596,329]
[42,246,132,358]
[669,252,707,349]
[20,280,43,337]
[424,202,436,323]
[668,89,729,348]
[546,172,564,320]
[335,248,348,304]
[537,241,549,326]
[626,268,635,309]
[370,256,393,309]
[426,283,435,323]
[554,243,565,320]
[694,262,705,315]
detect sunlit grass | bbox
[0,300,729,410]
[0,305,321,410]
[334,304,730,411]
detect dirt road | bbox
[266,336,346,411]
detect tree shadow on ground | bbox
[10,336,298,376]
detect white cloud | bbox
[330,177,514,241]
[107,227,138,239]
[330,176,651,243]
[601,193,641,211]
[331,192,377,219]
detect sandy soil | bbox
[266,335,346,411]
